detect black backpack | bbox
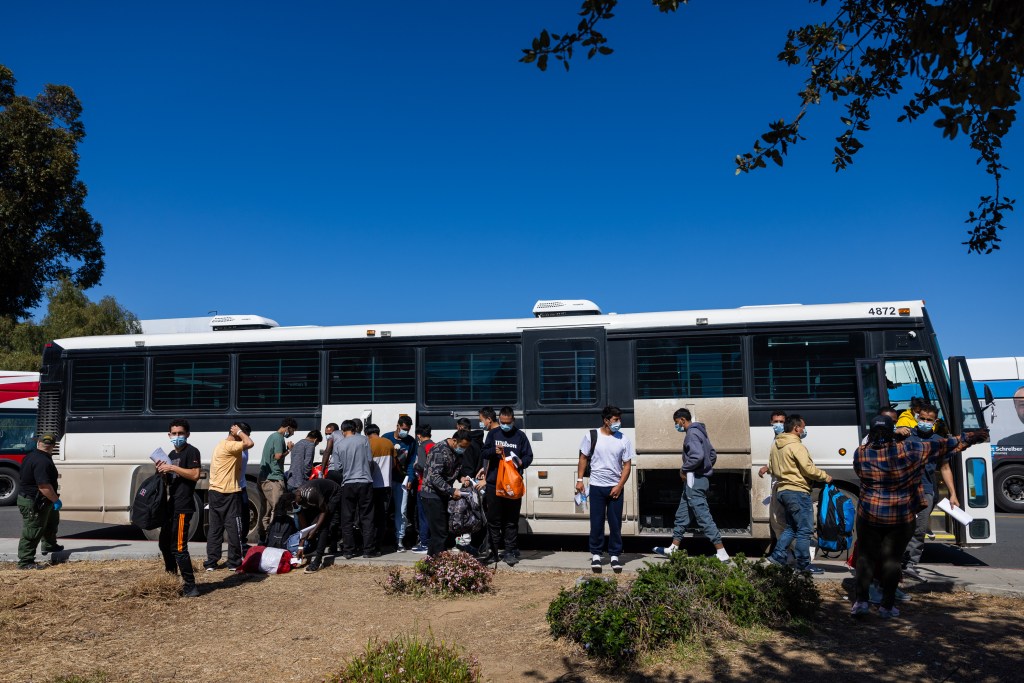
[266,513,298,549]
[130,473,167,530]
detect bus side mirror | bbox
[984,384,994,406]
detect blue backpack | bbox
[817,483,855,556]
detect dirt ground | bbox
[1,559,1022,683]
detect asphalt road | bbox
[1,507,1021,569]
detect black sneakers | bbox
[41,544,64,554]
[17,563,46,571]
[610,556,624,573]
[591,555,602,573]
[182,585,200,598]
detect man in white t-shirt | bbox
[576,405,634,574]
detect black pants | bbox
[205,490,245,569]
[421,493,450,556]
[855,517,916,609]
[159,511,196,588]
[486,488,522,557]
[372,487,389,549]
[311,487,344,561]
[341,482,376,555]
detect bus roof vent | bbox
[209,315,280,331]
[532,300,602,318]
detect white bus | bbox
[37,299,996,544]
[0,371,39,506]
[956,357,1024,513]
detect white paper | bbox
[150,448,171,465]
[686,472,695,488]
[297,523,317,541]
[937,498,974,526]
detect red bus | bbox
[0,371,39,506]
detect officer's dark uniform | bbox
[17,435,61,568]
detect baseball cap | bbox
[39,433,57,445]
[871,415,895,431]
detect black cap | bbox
[871,414,895,431]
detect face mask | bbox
[479,421,486,430]
[917,421,934,435]
[800,429,808,439]
[500,423,513,432]
[398,429,409,438]
[170,435,187,448]
[609,422,621,433]
[772,422,785,435]
[455,446,466,455]
[675,424,686,433]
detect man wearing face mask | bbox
[481,406,534,566]
[902,403,961,581]
[421,430,470,556]
[655,408,730,562]
[383,415,418,552]
[577,405,634,574]
[156,419,201,597]
[758,410,788,553]
[258,418,297,543]
[765,414,831,573]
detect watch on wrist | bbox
[576,478,584,482]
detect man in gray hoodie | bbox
[333,420,378,559]
[654,408,730,562]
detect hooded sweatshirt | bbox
[768,432,828,494]
[681,422,715,477]
[481,425,534,489]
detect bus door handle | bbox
[538,486,553,497]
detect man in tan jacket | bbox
[766,414,831,574]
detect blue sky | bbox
[5,1,1022,357]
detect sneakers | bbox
[868,582,884,604]
[850,601,870,617]
[878,606,901,619]
[17,563,46,571]
[41,544,64,554]
[764,555,784,567]
[610,556,624,574]
[653,545,677,558]
[395,544,407,553]
[480,553,501,565]
[362,551,382,559]
[802,565,825,575]
[411,543,428,554]
[895,587,912,603]
[504,552,520,567]
[902,563,923,582]
[303,562,321,574]
[343,552,357,560]
[182,585,201,598]
[591,554,602,573]
[204,563,221,572]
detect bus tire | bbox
[994,465,1024,513]
[141,494,205,541]
[201,487,262,544]
[0,466,19,506]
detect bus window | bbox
[328,347,416,404]
[424,344,518,406]
[883,359,948,429]
[152,355,230,411]
[237,352,320,410]
[0,411,36,454]
[536,339,598,406]
[70,358,145,413]
[753,333,863,401]
[635,336,742,399]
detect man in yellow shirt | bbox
[204,422,254,571]
[766,414,832,574]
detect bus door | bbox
[947,356,996,545]
[321,401,417,472]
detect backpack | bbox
[448,487,484,535]
[265,512,298,549]
[582,429,597,478]
[130,473,167,530]
[817,482,855,556]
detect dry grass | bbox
[0,560,1022,682]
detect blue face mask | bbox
[479,421,486,430]
[455,446,466,455]
[398,429,409,438]
[800,429,808,439]
[772,422,785,435]
[170,435,187,448]
[675,424,686,433]
[500,423,513,432]
[917,421,934,435]
[609,422,621,433]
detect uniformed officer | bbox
[17,432,62,569]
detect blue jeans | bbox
[416,487,430,545]
[672,475,722,546]
[770,490,813,569]
[588,485,624,556]
[392,481,409,546]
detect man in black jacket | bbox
[156,418,201,597]
[480,406,533,566]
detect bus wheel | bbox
[187,493,203,541]
[0,467,19,506]
[995,465,1024,513]
[245,485,263,544]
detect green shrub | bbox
[330,634,481,682]
[546,551,821,666]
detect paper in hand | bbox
[937,497,974,526]
[686,472,695,489]
[150,448,171,465]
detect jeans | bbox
[588,485,624,556]
[417,487,430,545]
[672,475,722,546]
[392,481,409,546]
[159,511,196,589]
[770,490,814,569]
[904,492,935,567]
[855,517,916,609]
[421,493,449,556]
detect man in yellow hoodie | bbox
[766,414,832,574]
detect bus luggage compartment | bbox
[637,469,751,536]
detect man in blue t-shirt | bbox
[576,406,634,574]
[383,415,417,551]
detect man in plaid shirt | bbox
[851,414,988,618]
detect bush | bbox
[330,634,481,682]
[547,552,820,665]
[381,550,493,596]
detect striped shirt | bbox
[854,435,965,525]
